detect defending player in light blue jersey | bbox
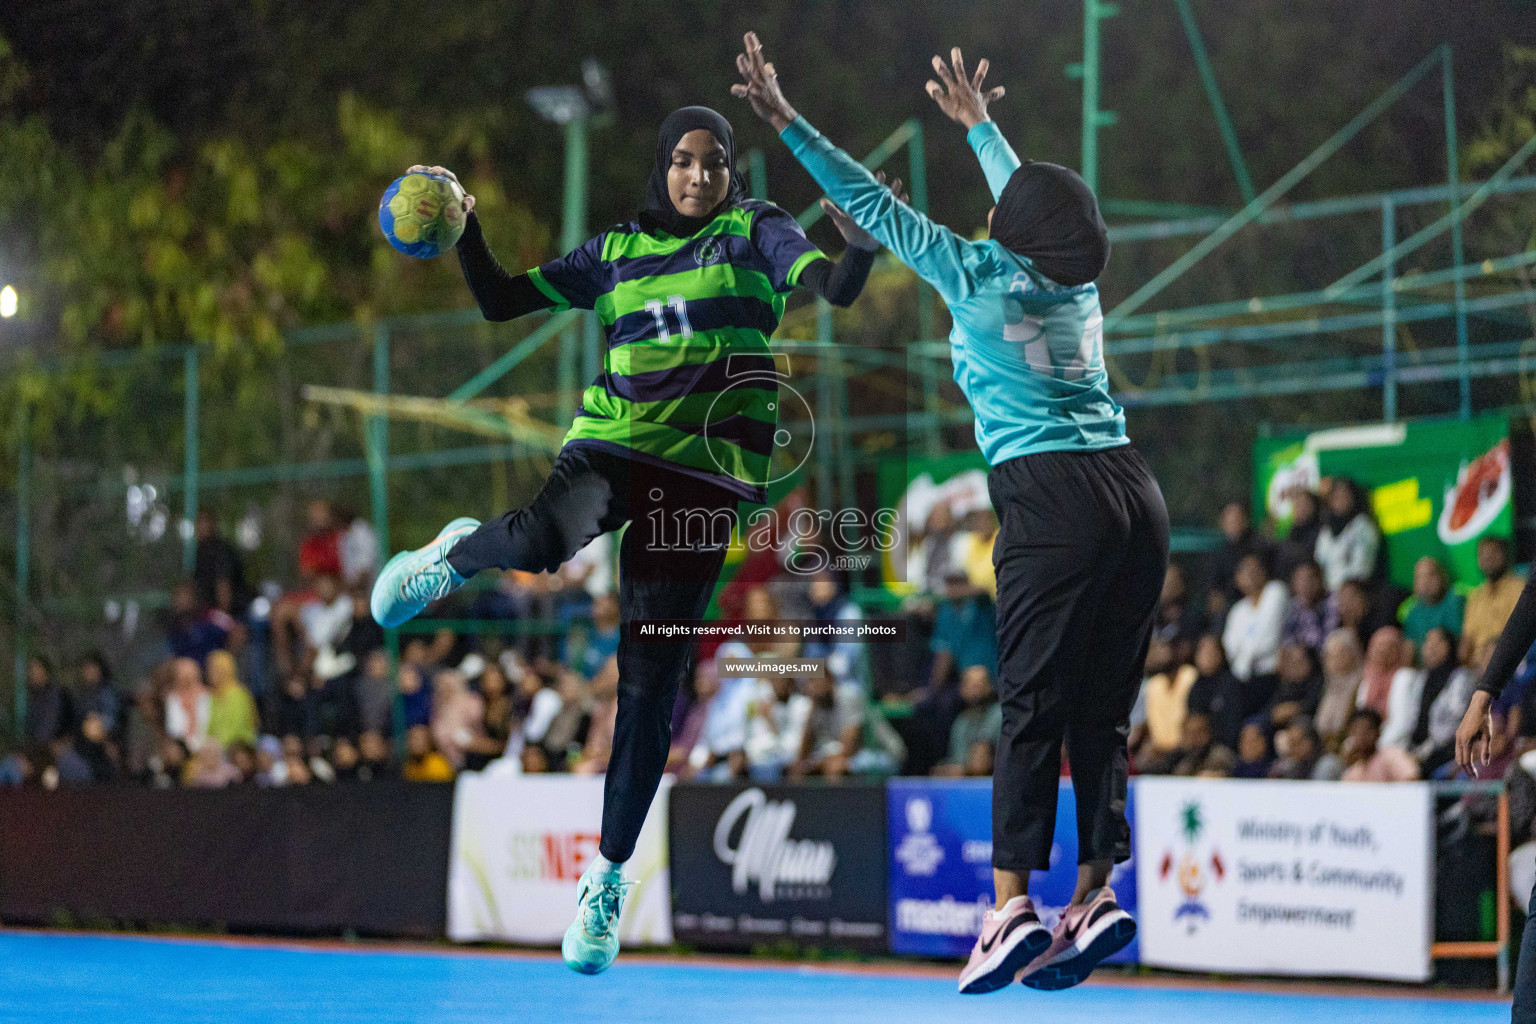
[735,33,1170,996]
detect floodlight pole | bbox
[559,115,590,427]
[1068,0,1119,193]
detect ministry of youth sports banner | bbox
[1134,777,1433,982]
[446,771,673,945]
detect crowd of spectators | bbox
[1132,478,1526,787]
[2,477,1528,792]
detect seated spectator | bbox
[165,580,233,664]
[353,649,396,737]
[398,655,433,731]
[927,569,998,692]
[123,664,171,780]
[1223,553,1288,682]
[163,657,212,752]
[1328,578,1379,650]
[1233,719,1274,778]
[338,507,380,588]
[149,737,189,789]
[298,499,343,582]
[565,592,620,681]
[792,665,875,781]
[1269,718,1332,780]
[1400,556,1465,647]
[519,668,564,752]
[1464,536,1525,663]
[1340,708,1420,782]
[688,661,750,781]
[206,650,259,751]
[908,500,960,601]
[72,653,121,740]
[1316,628,1366,743]
[478,662,516,757]
[932,665,1002,778]
[329,736,361,782]
[1315,477,1380,591]
[521,744,551,774]
[1267,641,1323,730]
[805,571,865,689]
[1211,501,1270,607]
[1163,713,1236,777]
[430,669,490,772]
[253,735,284,787]
[337,585,385,668]
[541,669,594,768]
[1274,488,1323,584]
[227,741,257,783]
[574,657,621,776]
[1281,561,1329,653]
[1185,634,1243,751]
[1153,563,1207,668]
[192,509,247,612]
[1359,624,1410,719]
[184,739,240,788]
[1398,627,1476,774]
[401,724,455,782]
[1135,638,1196,763]
[299,573,356,684]
[357,730,397,781]
[745,672,812,782]
[22,656,72,749]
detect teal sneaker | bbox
[562,861,632,975]
[369,517,480,628]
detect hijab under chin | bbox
[991,161,1109,288]
[640,105,748,237]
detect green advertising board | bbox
[1253,417,1513,589]
[877,451,991,588]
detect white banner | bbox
[447,771,672,945]
[1134,777,1433,982]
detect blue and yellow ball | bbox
[378,171,467,258]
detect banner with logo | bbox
[877,452,992,588]
[887,778,1137,961]
[669,782,888,952]
[1253,416,1512,588]
[1135,778,1433,981]
[446,772,673,945]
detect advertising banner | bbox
[669,782,888,952]
[887,778,1137,961]
[1253,417,1512,588]
[1135,777,1433,981]
[877,452,992,588]
[446,772,672,945]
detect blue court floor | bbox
[0,931,1509,1024]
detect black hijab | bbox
[639,106,748,237]
[990,161,1110,287]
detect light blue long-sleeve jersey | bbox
[780,116,1127,466]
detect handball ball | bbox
[379,171,467,258]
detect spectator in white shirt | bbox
[163,657,212,753]
[1314,478,1381,591]
[1223,553,1289,681]
[744,673,812,781]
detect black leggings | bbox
[449,445,738,862]
[987,445,1169,873]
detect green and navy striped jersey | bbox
[527,200,825,504]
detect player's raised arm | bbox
[732,31,985,306]
[925,48,1020,203]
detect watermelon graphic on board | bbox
[1438,438,1512,583]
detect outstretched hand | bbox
[926,48,1004,130]
[406,164,476,214]
[731,31,798,132]
[820,172,908,252]
[1454,690,1494,777]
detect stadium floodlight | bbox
[0,285,16,318]
[525,86,590,126]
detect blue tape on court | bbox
[0,932,1508,1024]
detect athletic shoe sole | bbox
[1019,912,1136,992]
[958,923,1052,995]
[370,517,478,628]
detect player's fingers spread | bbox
[988,86,1006,102]
[931,56,953,85]
[764,61,777,79]
[973,58,989,89]
[951,48,967,85]
[925,79,944,101]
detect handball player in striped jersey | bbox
[371,106,884,974]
